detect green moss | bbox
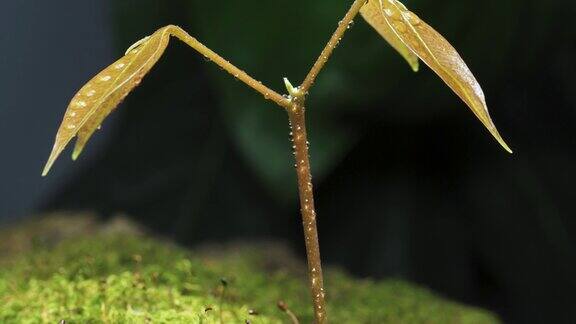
[0,219,499,323]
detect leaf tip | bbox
[488,127,513,154]
[498,137,513,154]
[42,144,63,177]
[72,143,84,161]
[410,60,419,72]
[42,157,55,177]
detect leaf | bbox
[360,0,419,72]
[42,26,173,176]
[365,0,512,153]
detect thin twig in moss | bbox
[218,278,228,324]
[277,300,300,324]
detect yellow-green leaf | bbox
[360,0,419,72]
[367,0,512,153]
[42,26,173,176]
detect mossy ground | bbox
[0,215,499,323]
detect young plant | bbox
[42,0,512,322]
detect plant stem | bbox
[169,25,291,109]
[285,3,366,323]
[171,2,367,322]
[287,97,326,323]
[277,300,301,324]
[300,0,366,93]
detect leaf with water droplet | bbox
[360,0,419,72]
[42,26,173,176]
[367,0,512,153]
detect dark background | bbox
[1,0,575,323]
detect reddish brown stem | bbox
[169,25,291,109]
[300,0,367,93]
[176,2,368,323]
[277,2,367,323]
[288,99,326,324]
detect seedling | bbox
[42,0,512,322]
[278,300,300,324]
[219,278,228,322]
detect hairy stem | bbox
[176,1,367,322]
[288,99,326,323]
[286,3,366,323]
[283,2,367,323]
[300,0,366,93]
[168,25,291,109]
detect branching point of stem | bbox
[283,77,300,98]
[173,2,367,323]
